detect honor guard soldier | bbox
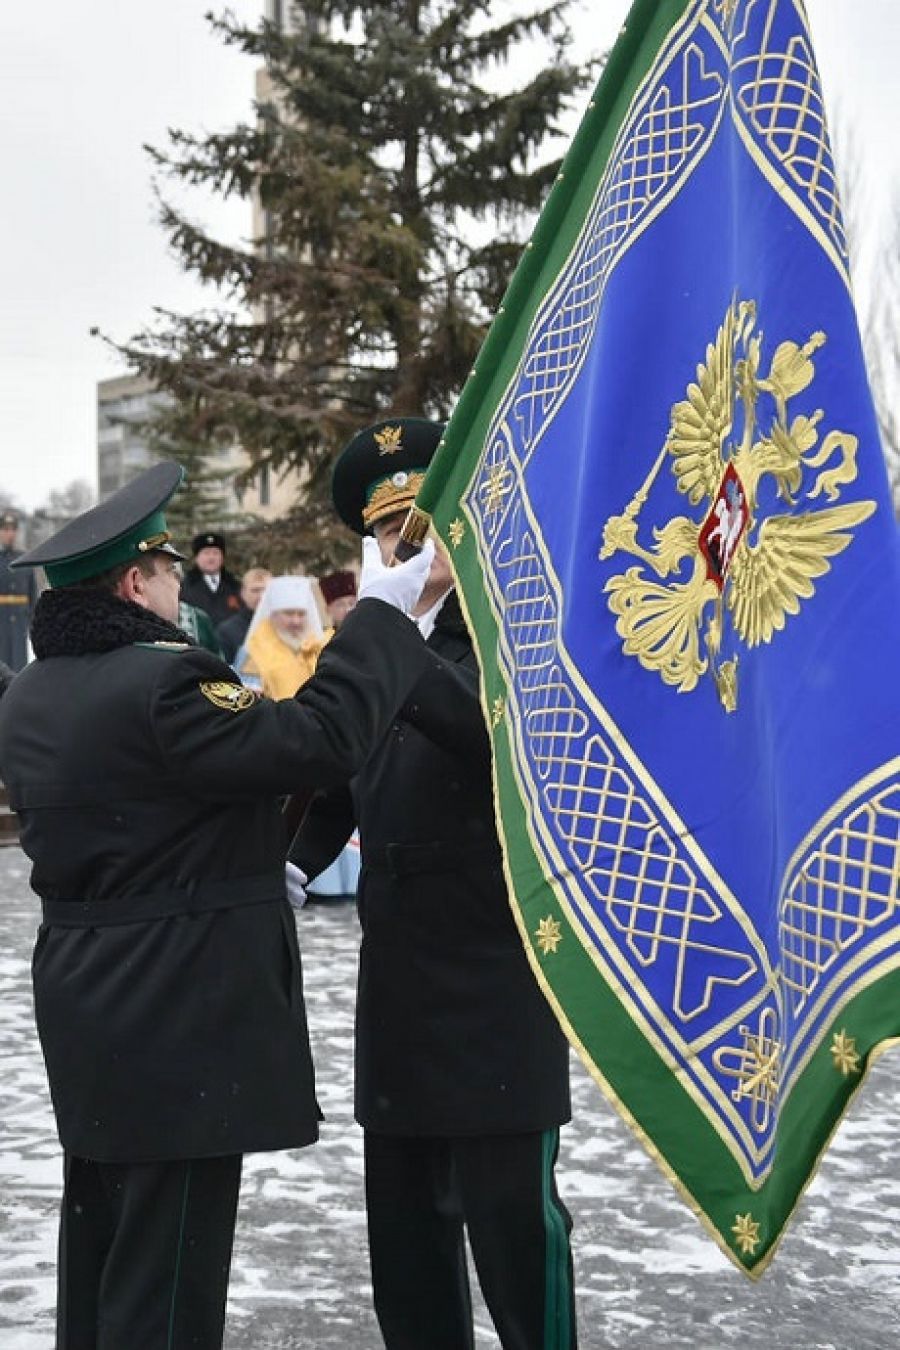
[290,419,577,1350]
[0,509,38,670]
[0,461,435,1349]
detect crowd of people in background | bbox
[175,528,359,674]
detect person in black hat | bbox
[0,460,436,1349]
[290,418,576,1350]
[179,528,244,626]
[0,508,39,671]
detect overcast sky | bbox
[0,1,896,510]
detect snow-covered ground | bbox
[1,845,898,1348]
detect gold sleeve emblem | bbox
[199,680,257,712]
[599,297,876,712]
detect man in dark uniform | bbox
[291,419,577,1350]
[0,509,38,670]
[179,528,243,626]
[0,461,435,1349]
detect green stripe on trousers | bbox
[541,1128,573,1349]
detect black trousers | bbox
[57,1152,242,1350]
[364,1128,577,1350]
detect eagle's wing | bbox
[666,304,739,506]
[727,501,876,647]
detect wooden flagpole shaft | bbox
[391,505,432,563]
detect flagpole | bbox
[392,505,432,562]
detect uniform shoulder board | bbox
[133,640,193,652]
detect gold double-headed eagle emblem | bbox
[374,425,403,455]
[599,298,876,712]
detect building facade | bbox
[96,373,301,520]
[97,375,169,499]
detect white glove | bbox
[357,536,436,615]
[285,862,308,910]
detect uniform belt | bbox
[365,841,502,878]
[0,595,29,605]
[40,872,286,928]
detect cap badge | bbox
[374,425,403,455]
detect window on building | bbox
[258,464,271,507]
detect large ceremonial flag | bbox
[411,0,900,1274]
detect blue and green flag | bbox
[415,0,900,1274]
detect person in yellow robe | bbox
[237,576,330,699]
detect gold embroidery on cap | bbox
[362,471,427,527]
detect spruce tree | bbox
[142,419,245,548]
[116,1,597,560]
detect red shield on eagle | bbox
[698,463,750,591]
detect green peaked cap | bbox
[13,461,187,587]
[331,417,444,535]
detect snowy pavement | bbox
[1,844,898,1349]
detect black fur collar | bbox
[31,587,192,659]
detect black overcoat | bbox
[0,546,38,671]
[292,593,571,1137]
[0,591,428,1163]
[179,565,243,627]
